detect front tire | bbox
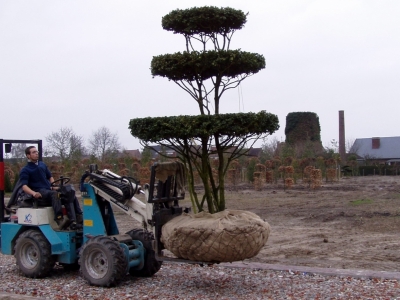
[126,228,162,277]
[14,229,55,278]
[79,236,127,287]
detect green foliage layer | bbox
[162,6,247,35]
[151,50,265,82]
[129,111,279,143]
[285,112,321,145]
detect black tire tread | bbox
[14,229,55,278]
[126,228,162,277]
[79,236,127,287]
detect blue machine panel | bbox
[40,225,79,263]
[82,184,119,244]
[0,222,79,264]
[0,223,23,254]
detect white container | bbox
[17,207,54,225]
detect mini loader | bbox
[0,141,190,286]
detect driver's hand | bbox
[33,192,42,198]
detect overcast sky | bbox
[1,1,399,152]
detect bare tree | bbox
[88,127,121,161]
[11,143,27,160]
[346,138,358,154]
[46,127,86,161]
[261,136,281,160]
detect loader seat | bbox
[7,179,52,210]
[7,179,23,209]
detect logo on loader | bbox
[24,213,32,223]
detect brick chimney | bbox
[372,137,380,149]
[338,111,346,162]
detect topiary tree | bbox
[129,7,279,213]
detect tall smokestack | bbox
[339,110,345,162]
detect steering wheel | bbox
[51,177,71,187]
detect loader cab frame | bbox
[0,139,43,222]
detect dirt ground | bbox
[116,175,400,272]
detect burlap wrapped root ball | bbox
[161,210,270,262]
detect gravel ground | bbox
[1,254,400,299]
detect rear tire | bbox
[79,236,127,287]
[126,228,162,277]
[14,229,55,278]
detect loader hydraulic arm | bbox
[80,166,152,229]
[80,161,189,254]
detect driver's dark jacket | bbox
[19,161,52,190]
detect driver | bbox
[19,146,82,229]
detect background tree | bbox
[4,168,14,193]
[129,6,279,213]
[10,143,27,160]
[140,147,152,166]
[46,127,86,162]
[246,157,258,183]
[260,137,280,162]
[347,138,359,155]
[88,126,121,162]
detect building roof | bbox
[148,145,263,159]
[247,147,262,157]
[350,136,400,159]
[120,149,141,159]
[147,145,177,158]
